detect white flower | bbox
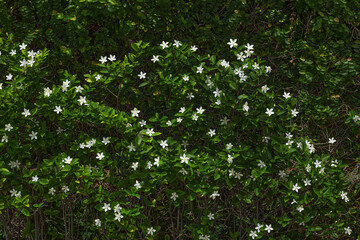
[94,219,101,227]
[210,191,220,199]
[220,116,229,125]
[265,66,272,73]
[44,87,52,97]
[196,65,204,74]
[10,189,18,197]
[179,107,186,113]
[75,85,83,93]
[5,124,13,132]
[291,108,299,117]
[174,40,182,48]
[314,160,322,168]
[9,160,21,169]
[226,143,233,150]
[235,172,243,179]
[196,106,205,114]
[292,183,301,192]
[131,107,140,117]
[344,227,352,235]
[134,180,141,189]
[19,43,27,50]
[180,154,190,164]
[221,59,230,68]
[181,140,188,148]
[99,56,107,64]
[237,52,246,61]
[208,129,216,137]
[54,106,62,114]
[213,88,222,98]
[279,170,287,178]
[331,159,338,167]
[95,74,101,81]
[328,137,336,144]
[20,59,27,67]
[187,92,194,100]
[286,132,293,139]
[243,102,249,112]
[2,135,8,143]
[207,212,214,220]
[353,115,360,122]
[261,85,269,93]
[179,168,188,175]
[340,191,349,202]
[108,54,116,61]
[102,203,111,212]
[29,131,38,140]
[22,108,31,117]
[239,73,247,82]
[182,75,189,81]
[151,55,159,63]
[252,62,259,69]
[170,192,178,201]
[49,187,56,195]
[128,143,136,152]
[28,50,36,58]
[62,79,71,92]
[146,128,155,136]
[102,137,110,145]
[63,156,73,164]
[160,41,169,49]
[28,58,35,67]
[227,154,234,164]
[265,108,274,116]
[199,235,210,240]
[32,175,39,182]
[245,43,254,50]
[154,157,160,166]
[147,227,156,235]
[255,223,263,232]
[177,117,183,123]
[78,96,87,106]
[306,164,312,172]
[227,38,238,48]
[249,230,258,239]
[283,92,291,99]
[192,114,199,121]
[265,224,273,233]
[132,162,138,170]
[115,212,123,222]
[138,71,146,79]
[245,49,254,57]
[160,140,168,148]
[166,120,172,126]
[96,152,105,160]
[10,49,16,56]
[114,204,122,213]
[146,161,152,169]
[190,45,198,51]
[297,205,304,212]
[62,185,69,193]
[304,178,311,186]
[258,160,266,168]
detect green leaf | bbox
[39,178,49,185]
[21,208,30,216]
[0,168,10,176]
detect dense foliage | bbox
[0,0,359,239]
